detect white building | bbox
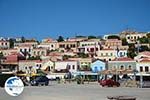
[0,48,18,56]
[41,60,54,71]
[0,40,10,49]
[95,48,127,61]
[31,48,47,57]
[18,60,42,73]
[126,33,147,43]
[134,51,150,75]
[55,60,79,73]
[14,45,33,57]
[14,42,38,48]
[136,58,150,73]
[38,42,58,51]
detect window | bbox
[1,42,3,45]
[140,66,143,72]
[90,48,94,52]
[24,48,27,52]
[101,53,103,56]
[66,44,69,48]
[120,65,124,70]
[110,53,113,56]
[120,52,122,56]
[87,48,89,51]
[96,48,98,51]
[134,36,136,39]
[60,44,65,48]
[106,53,108,56]
[5,42,7,45]
[128,65,132,70]
[145,66,149,72]
[77,65,80,70]
[72,44,76,48]
[67,65,70,69]
[72,65,75,69]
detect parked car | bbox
[0,73,14,87]
[98,79,120,87]
[31,76,49,86]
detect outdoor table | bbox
[107,96,136,100]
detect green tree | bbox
[122,38,128,45]
[147,33,150,38]
[27,56,41,60]
[78,53,89,58]
[9,38,15,48]
[0,52,3,58]
[127,44,137,59]
[76,35,86,38]
[57,36,64,42]
[21,36,26,43]
[138,37,149,44]
[62,55,71,60]
[0,52,3,64]
[139,45,150,52]
[88,35,97,39]
[108,35,120,40]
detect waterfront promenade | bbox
[0,82,150,100]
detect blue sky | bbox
[0,0,150,40]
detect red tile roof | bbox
[139,58,150,62]
[19,60,41,62]
[48,52,62,56]
[139,51,150,56]
[112,57,134,61]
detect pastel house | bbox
[91,60,106,73]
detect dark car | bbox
[31,76,49,86]
[98,79,120,87]
[0,73,14,87]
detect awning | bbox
[99,69,134,75]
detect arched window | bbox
[128,65,132,70]
[120,65,124,70]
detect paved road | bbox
[0,82,150,100]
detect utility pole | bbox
[137,40,143,88]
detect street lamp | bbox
[133,69,138,81]
[29,66,32,83]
